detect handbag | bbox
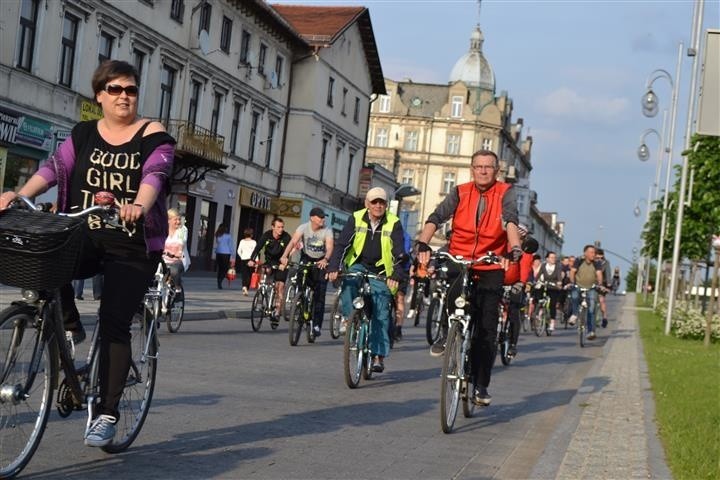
[226,267,236,282]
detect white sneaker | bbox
[568,315,577,326]
[548,320,555,331]
[85,414,117,447]
[406,309,416,320]
[242,287,248,296]
[339,320,347,334]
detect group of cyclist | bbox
[0,58,617,455]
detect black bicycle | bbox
[426,262,450,345]
[496,286,514,366]
[0,194,157,478]
[288,261,319,346]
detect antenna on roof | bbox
[477,0,482,24]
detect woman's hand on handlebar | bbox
[119,203,144,223]
[0,192,18,210]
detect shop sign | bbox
[239,188,272,213]
[188,178,216,198]
[15,116,53,151]
[54,130,71,150]
[80,101,103,121]
[302,203,349,232]
[271,197,302,218]
[0,108,20,145]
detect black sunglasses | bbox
[104,84,139,97]
[369,199,387,205]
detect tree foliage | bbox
[641,134,720,262]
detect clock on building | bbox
[410,96,422,107]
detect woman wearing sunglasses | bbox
[0,60,175,448]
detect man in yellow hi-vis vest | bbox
[328,187,408,373]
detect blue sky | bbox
[274,0,719,274]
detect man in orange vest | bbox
[416,149,521,407]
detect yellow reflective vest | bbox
[344,209,400,279]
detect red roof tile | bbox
[270,5,365,44]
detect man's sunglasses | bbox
[104,84,139,97]
[369,199,387,205]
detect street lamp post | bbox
[641,42,683,312]
[634,195,650,293]
[666,0,705,335]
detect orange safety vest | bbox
[449,181,511,271]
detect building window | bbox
[341,88,348,115]
[404,130,418,151]
[159,64,176,124]
[230,101,242,154]
[265,119,276,168]
[239,30,251,64]
[188,80,201,125]
[353,97,360,124]
[401,168,414,186]
[378,94,391,113]
[517,193,526,215]
[16,0,39,71]
[451,96,463,118]
[375,128,388,148]
[133,49,146,82]
[198,1,211,35]
[220,16,232,53]
[170,0,184,22]
[59,13,79,87]
[446,133,461,155]
[346,150,356,192]
[210,91,223,135]
[274,55,284,87]
[249,111,260,162]
[257,43,267,76]
[98,32,114,65]
[320,135,330,180]
[482,138,493,150]
[327,77,335,107]
[442,172,456,194]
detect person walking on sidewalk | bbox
[415,149,522,407]
[280,207,334,337]
[328,187,408,373]
[248,218,291,319]
[214,223,234,290]
[236,228,256,296]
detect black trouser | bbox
[309,265,328,329]
[61,237,159,419]
[216,253,231,288]
[507,289,524,346]
[238,259,252,289]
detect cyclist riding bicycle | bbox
[280,207,333,337]
[568,244,605,339]
[248,217,292,321]
[0,59,175,447]
[328,187,408,373]
[503,224,535,358]
[416,149,522,406]
[163,208,190,292]
[595,248,612,328]
[530,251,564,332]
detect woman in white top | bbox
[236,228,257,295]
[163,208,190,289]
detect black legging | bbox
[61,239,158,419]
[238,259,252,289]
[507,289,524,346]
[216,253,231,288]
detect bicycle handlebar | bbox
[432,250,503,267]
[338,271,389,282]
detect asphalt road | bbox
[19,296,621,479]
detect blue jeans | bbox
[571,287,598,333]
[340,263,392,358]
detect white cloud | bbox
[382,58,446,84]
[535,87,629,124]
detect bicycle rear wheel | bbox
[166,286,184,333]
[533,307,546,337]
[440,321,462,433]
[288,295,303,346]
[103,309,158,453]
[329,292,343,340]
[284,281,298,322]
[250,289,266,332]
[426,297,444,345]
[499,321,513,366]
[343,311,363,389]
[578,309,586,348]
[0,304,57,479]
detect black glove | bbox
[510,281,523,295]
[508,245,523,263]
[415,241,431,253]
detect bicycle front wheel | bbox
[329,292,343,340]
[288,295,303,346]
[250,289,266,332]
[426,297,444,345]
[578,308,586,348]
[166,286,184,333]
[0,304,57,479]
[343,311,364,388]
[533,307,546,337]
[103,309,158,453]
[440,322,462,433]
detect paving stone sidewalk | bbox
[531,293,672,479]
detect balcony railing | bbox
[159,119,225,166]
